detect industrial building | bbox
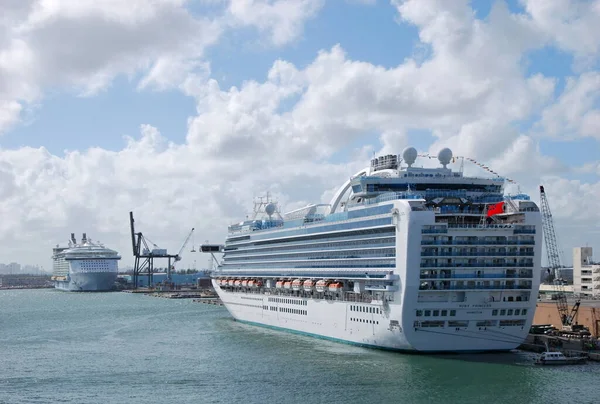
[573,247,600,298]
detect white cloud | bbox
[225,0,324,46]
[538,72,600,140]
[521,0,600,68]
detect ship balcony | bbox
[420,251,534,257]
[419,270,533,280]
[419,282,532,291]
[420,262,534,269]
[421,240,535,246]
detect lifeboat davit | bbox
[329,282,343,292]
[283,281,292,290]
[303,279,315,292]
[315,280,330,293]
[291,279,303,291]
[228,279,235,287]
[276,280,285,289]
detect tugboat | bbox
[534,350,587,366]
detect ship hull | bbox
[54,272,117,292]
[214,282,530,352]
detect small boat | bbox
[534,351,587,366]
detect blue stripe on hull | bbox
[233,318,512,354]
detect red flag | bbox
[487,202,504,217]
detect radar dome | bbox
[402,147,418,167]
[265,202,276,217]
[437,148,453,168]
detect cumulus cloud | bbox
[1,0,600,268]
[226,0,324,46]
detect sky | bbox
[1,0,600,271]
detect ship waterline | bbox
[208,147,542,352]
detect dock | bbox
[122,288,218,300]
[519,333,600,361]
[193,298,224,306]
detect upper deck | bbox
[226,147,538,239]
[53,233,121,261]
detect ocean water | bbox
[1,289,598,404]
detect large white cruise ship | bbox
[208,147,542,352]
[52,233,121,292]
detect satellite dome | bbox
[265,202,276,217]
[437,148,453,168]
[402,147,418,167]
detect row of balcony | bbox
[420,272,533,280]
[420,262,534,268]
[420,251,534,257]
[421,240,535,246]
[419,283,532,291]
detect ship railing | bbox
[419,273,533,280]
[419,285,532,291]
[420,252,534,257]
[420,263,534,268]
[445,223,516,230]
[421,240,535,245]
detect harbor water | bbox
[1,289,598,404]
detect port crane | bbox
[129,211,195,288]
[170,227,195,275]
[539,186,581,329]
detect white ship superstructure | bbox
[52,233,121,292]
[209,147,542,352]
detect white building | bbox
[573,247,600,298]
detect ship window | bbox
[424,310,431,317]
[492,309,498,316]
[441,310,447,316]
[507,309,514,315]
[433,310,439,316]
[416,310,423,317]
[522,309,528,315]
[450,310,456,316]
[514,309,520,315]
[500,309,506,315]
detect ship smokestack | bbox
[82,233,87,244]
[71,233,76,244]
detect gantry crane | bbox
[129,211,196,288]
[539,186,581,329]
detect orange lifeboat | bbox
[234,279,242,287]
[283,280,292,290]
[276,280,285,289]
[241,280,248,287]
[303,279,315,292]
[315,280,330,293]
[247,279,256,288]
[228,279,235,287]
[219,279,227,287]
[255,280,263,288]
[291,279,303,291]
[329,282,343,292]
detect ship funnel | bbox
[71,233,76,244]
[82,233,87,244]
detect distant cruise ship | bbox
[52,233,121,292]
[208,147,542,352]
